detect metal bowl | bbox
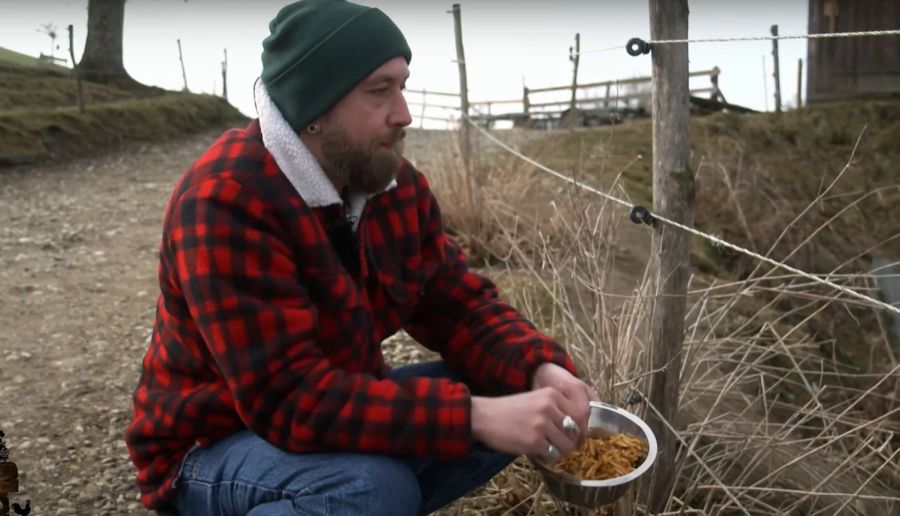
[528,401,658,508]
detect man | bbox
[126,0,597,514]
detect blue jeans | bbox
[173,361,515,515]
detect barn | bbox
[806,0,900,103]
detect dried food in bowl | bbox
[553,433,646,480]
[529,401,658,508]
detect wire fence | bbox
[456,112,900,316]
[407,25,899,316]
[646,29,900,45]
[414,25,899,130]
[577,28,900,55]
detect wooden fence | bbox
[407,66,727,129]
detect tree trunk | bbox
[79,0,133,85]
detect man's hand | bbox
[531,362,598,440]
[470,389,580,458]
[469,363,599,460]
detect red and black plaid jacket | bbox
[126,120,576,509]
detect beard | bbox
[320,125,406,195]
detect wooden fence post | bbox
[644,0,694,512]
[710,65,726,103]
[569,33,580,109]
[419,89,427,129]
[771,24,782,112]
[451,5,471,175]
[67,24,85,113]
[522,86,530,115]
[451,3,475,208]
[177,38,189,92]
[221,48,228,101]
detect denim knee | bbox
[299,455,421,516]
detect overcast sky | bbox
[1,0,809,126]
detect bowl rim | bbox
[531,401,659,488]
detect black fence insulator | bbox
[629,205,655,226]
[626,37,652,56]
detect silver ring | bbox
[562,415,577,433]
[546,443,561,461]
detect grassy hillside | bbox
[513,102,900,372]
[521,101,900,273]
[0,53,247,165]
[0,46,70,72]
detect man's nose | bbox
[389,90,412,128]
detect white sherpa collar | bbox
[255,79,341,207]
[254,79,397,215]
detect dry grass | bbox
[405,119,900,515]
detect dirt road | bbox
[1,129,234,515]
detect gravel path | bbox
[1,132,219,515]
[0,126,443,515]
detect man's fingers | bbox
[560,381,592,433]
[539,389,579,457]
[545,419,578,457]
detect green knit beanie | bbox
[261,0,412,132]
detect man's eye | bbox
[370,87,390,96]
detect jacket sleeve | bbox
[168,178,471,459]
[403,172,577,395]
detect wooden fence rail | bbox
[408,66,724,128]
[404,88,460,98]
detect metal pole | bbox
[796,58,803,108]
[644,0,694,512]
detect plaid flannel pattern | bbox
[126,121,576,509]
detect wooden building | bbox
[806,0,900,103]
